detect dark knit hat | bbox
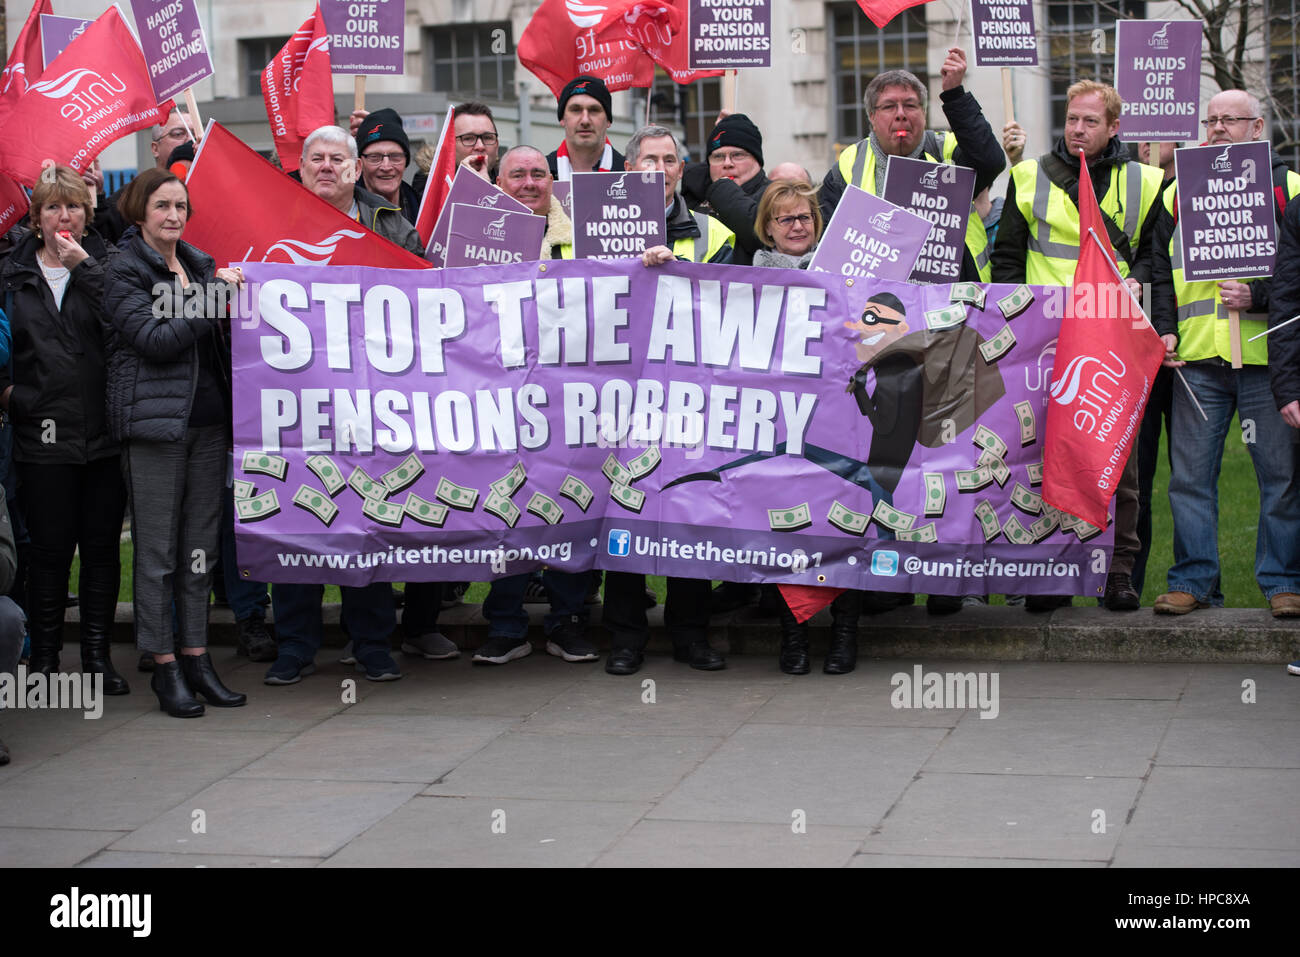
[557,75,613,122]
[356,108,410,164]
[706,113,763,167]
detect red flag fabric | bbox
[0,171,29,237]
[183,122,429,270]
[855,0,937,28]
[261,6,335,173]
[1041,151,1165,529]
[0,7,170,186]
[0,0,52,121]
[413,105,457,250]
[777,584,846,624]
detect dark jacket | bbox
[352,185,426,258]
[680,164,771,266]
[665,195,733,264]
[1269,194,1300,409]
[0,228,119,464]
[360,176,422,228]
[103,235,232,443]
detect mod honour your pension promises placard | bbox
[881,156,976,283]
[1174,140,1278,282]
[445,204,547,267]
[1115,19,1203,142]
[320,0,405,75]
[808,185,932,282]
[969,0,1038,68]
[571,171,667,260]
[688,0,772,70]
[128,0,215,103]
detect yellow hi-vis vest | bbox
[836,132,992,280]
[671,210,735,263]
[1009,157,1164,286]
[1165,168,1300,364]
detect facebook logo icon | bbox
[607,530,632,557]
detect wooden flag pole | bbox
[183,88,203,137]
[1229,308,1243,367]
[354,76,366,114]
[1001,67,1014,126]
[723,69,737,114]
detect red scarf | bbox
[555,138,615,180]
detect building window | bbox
[1269,4,1300,169]
[1044,2,1145,142]
[241,37,291,98]
[424,22,516,100]
[643,70,722,159]
[827,1,929,149]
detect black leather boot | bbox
[778,603,811,675]
[824,590,861,675]
[180,653,247,707]
[151,659,204,717]
[78,558,128,694]
[25,561,67,678]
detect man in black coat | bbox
[679,113,770,266]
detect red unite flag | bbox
[261,5,335,173]
[855,0,937,28]
[183,122,428,270]
[1041,151,1165,529]
[0,7,170,186]
[413,106,457,251]
[0,0,53,122]
[0,171,29,237]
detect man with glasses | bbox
[679,113,771,265]
[355,108,421,224]
[820,49,1004,282]
[1149,89,1300,618]
[452,101,501,179]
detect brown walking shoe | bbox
[1269,593,1300,618]
[1153,591,1205,615]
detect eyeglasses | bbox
[773,214,813,228]
[153,127,188,142]
[456,132,498,147]
[873,100,923,114]
[1201,115,1259,128]
[361,152,405,166]
[709,150,753,165]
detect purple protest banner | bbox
[231,259,1113,597]
[881,155,976,284]
[687,0,772,70]
[1115,20,1203,142]
[129,0,214,103]
[426,166,531,266]
[445,204,548,267]
[969,0,1038,67]
[1174,141,1278,282]
[40,14,91,70]
[571,171,666,260]
[320,0,405,75]
[808,185,931,281]
[553,181,572,220]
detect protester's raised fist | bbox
[940,47,967,91]
[349,109,370,136]
[461,154,489,179]
[1002,121,1026,165]
[641,245,675,267]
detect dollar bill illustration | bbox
[235,489,280,522]
[1058,510,1080,533]
[381,453,425,494]
[489,463,527,499]
[955,464,994,492]
[1014,401,1037,447]
[484,490,521,528]
[1026,460,1044,486]
[435,477,479,511]
[975,500,1002,542]
[828,500,870,535]
[362,497,405,527]
[1074,518,1104,542]
[872,499,916,531]
[972,424,1009,460]
[348,466,387,501]
[979,324,1017,363]
[1010,482,1043,515]
[1002,514,1035,546]
[526,492,564,525]
[950,281,987,310]
[1029,511,1059,542]
[292,485,338,526]
[404,493,448,527]
[923,473,946,516]
[997,284,1035,320]
[626,446,662,481]
[305,454,345,495]
[559,475,594,512]
[924,302,967,331]
[232,479,256,500]
[610,482,645,513]
[895,522,937,543]
[977,449,1011,487]
[242,451,288,481]
[768,503,812,531]
[602,453,633,486]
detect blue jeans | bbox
[483,571,587,639]
[1167,363,1300,602]
[221,487,270,622]
[272,582,395,663]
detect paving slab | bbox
[593,819,863,867]
[1123,766,1300,851]
[344,654,591,717]
[1157,717,1300,768]
[78,851,324,867]
[0,827,128,867]
[1110,844,1300,867]
[748,663,962,728]
[850,852,1106,867]
[1174,664,1300,720]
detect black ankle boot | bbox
[78,561,129,694]
[180,653,247,707]
[778,604,811,675]
[151,660,204,717]
[824,590,861,675]
[80,637,130,696]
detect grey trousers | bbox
[123,426,226,654]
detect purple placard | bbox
[40,14,91,70]
[687,0,772,70]
[1174,141,1278,282]
[129,0,214,103]
[426,166,531,266]
[969,0,1038,67]
[445,204,547,267]
[809,185,931,281]
[881,156,977,284]
[571,171,667,260]
[1115,20,1203,141]
[231,259,1113,597]
[553,181,572,220]
[320,0,405,75]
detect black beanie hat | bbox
[557,75,613,122]
[706,113,763,167]
[356,108,411,164]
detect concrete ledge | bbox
[61,601,1300,664]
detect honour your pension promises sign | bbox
[1174,141,1278,282]
[571,171,667,260]
[969,0,1038,68]
[688,0,772,70]
[1115,19,1203,141]
[809,185,931,282]
[445,205,548,267]
[881,156,976,283]
[40,15,91,70]
[129,0,214,103]
[320,0,405,74]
